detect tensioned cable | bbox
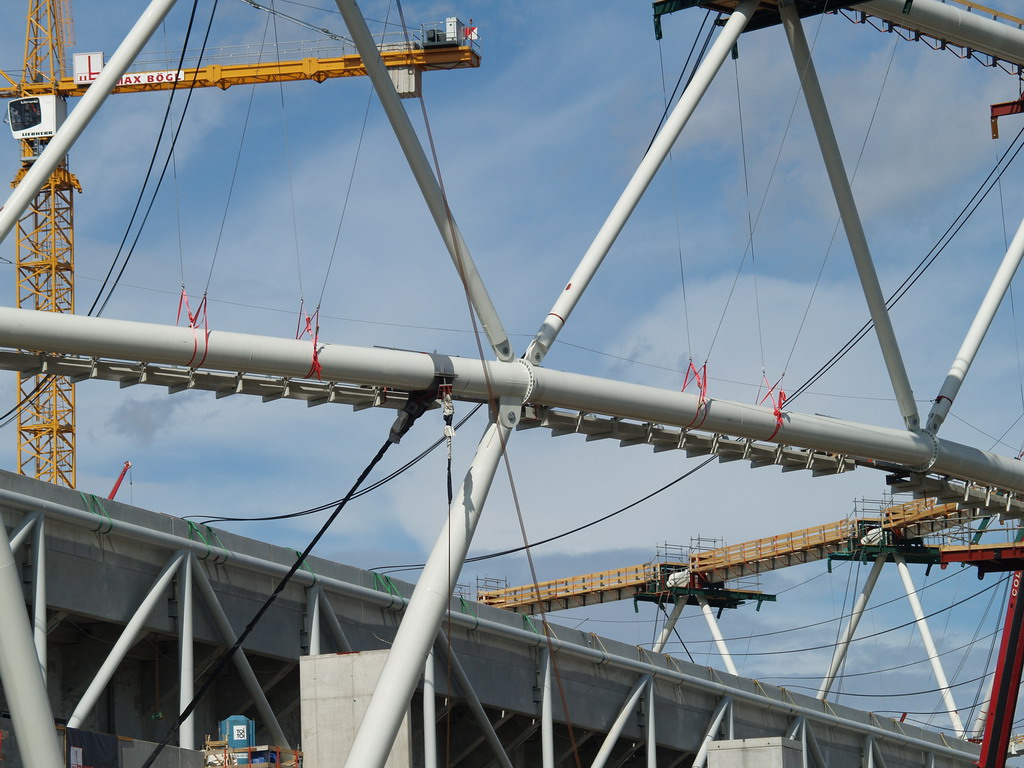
[733,56,765,374]
[783,33,900,376]
[663,573,1003,657]
[203,18,274,298]
[704,9,831,364]
[371,456,717,574]
[269,0,306,305]
[787,120,1024,403]
[188,403,483,525]
[88,0,217,317]
[314,7,385,309]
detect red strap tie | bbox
[682,361,709,429]
[297,308,322,381]
[177,287,209,369]
[759,374,786,441]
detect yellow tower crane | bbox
[0,2,480,488]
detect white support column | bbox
[0,0,180,244]
[697,596,738,676]
[972,689,991,739]
[779,0,919,431]
[0,512,64,768]
[68,552,186,728]
[541,649,554,768]
[436,631,514,768]
[591,601,684,768]
[894,553,965,737]
[342,421,511,768]
[524,0,759,366]
[306,586,321,656]
[330,0,512,362]
[818,554,886,698]
[179,555,195,750]
[692,696,732,768]
[423,647,437,768]
[316,587,353,652]
[926,214,1024,434]
[646,678,657,768]
[191,558,290,748]
[31,517,46,678]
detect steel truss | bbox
[0,482,982,766]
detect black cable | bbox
[372,455,717,574]
[87,0,220,317]
[140,435,395,768]
[787,121,1024,404]
[645,11,716,155]
[188,404,482,525]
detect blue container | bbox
[219,715,256,750]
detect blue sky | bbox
[4,0,1024,742]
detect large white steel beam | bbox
[342,421,511,768]
[697,595,739,676]
[0,0,179,244]
[858,0,1024,67]
[524,0,759,366]
[178,555,195,750]
[780,0,919,431]
[4,307,1024,492]
[330,0,512,362]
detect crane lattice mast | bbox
[14,0,78,488]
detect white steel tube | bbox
[8,510,39,553]
[894,553,965,737]
[646,678,657,768]
[317,588,353,652]
[780,0,919,431]
[7,308,1024,492]
[32,518,46,678]
[191,560,290,748]
[423,647,437,768]
[331,0,512,362]
[859,0,1024,66]
[692,696,732,768]
[592,601,684,768]
[524,0,759,366]
[0,508,64,768]
[592,681,647,768]
[0,0,179,244]
[68,552,185,728]
[307,586,321,656]
[179,555,195,750]
[927,215,1024,434]
[818,554,886,698]
[541,649,554,768]
[972,690,991,740]
[436,631,514,768]
[697,595,738,676]
[343,421,511,768]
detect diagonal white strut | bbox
[523,0,759,366]
[779,0,920,432]
[926,214,1024,435]
[342,421,512,768]
[331,0,513,362]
